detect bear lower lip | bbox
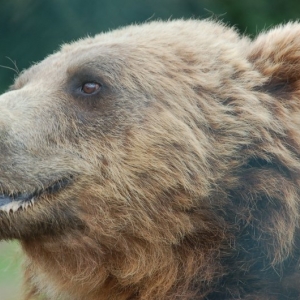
[0,177,72,213]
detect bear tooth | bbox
[0,200,33,213]
[13,201,21,212]
[7,201,22,213]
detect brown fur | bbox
[0,19,300,299]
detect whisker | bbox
[0,64,19,74]
[5,56,19,74]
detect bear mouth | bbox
[0,177,72,213]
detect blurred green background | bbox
[0,0,300,299]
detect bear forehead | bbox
[13,19,249,90]
[61,19,243,51]
[13,44,122,89]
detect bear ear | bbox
[248,23,300,97]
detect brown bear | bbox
[0,19,300,300]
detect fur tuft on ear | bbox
[248,23,300,96]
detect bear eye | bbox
[80,82,101,95]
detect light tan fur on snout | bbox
[1,20,300,299]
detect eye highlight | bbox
[80,82,101,95]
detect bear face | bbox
[0,20,300,299]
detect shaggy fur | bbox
[0,19,300,299]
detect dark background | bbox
[0,0,300,93]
